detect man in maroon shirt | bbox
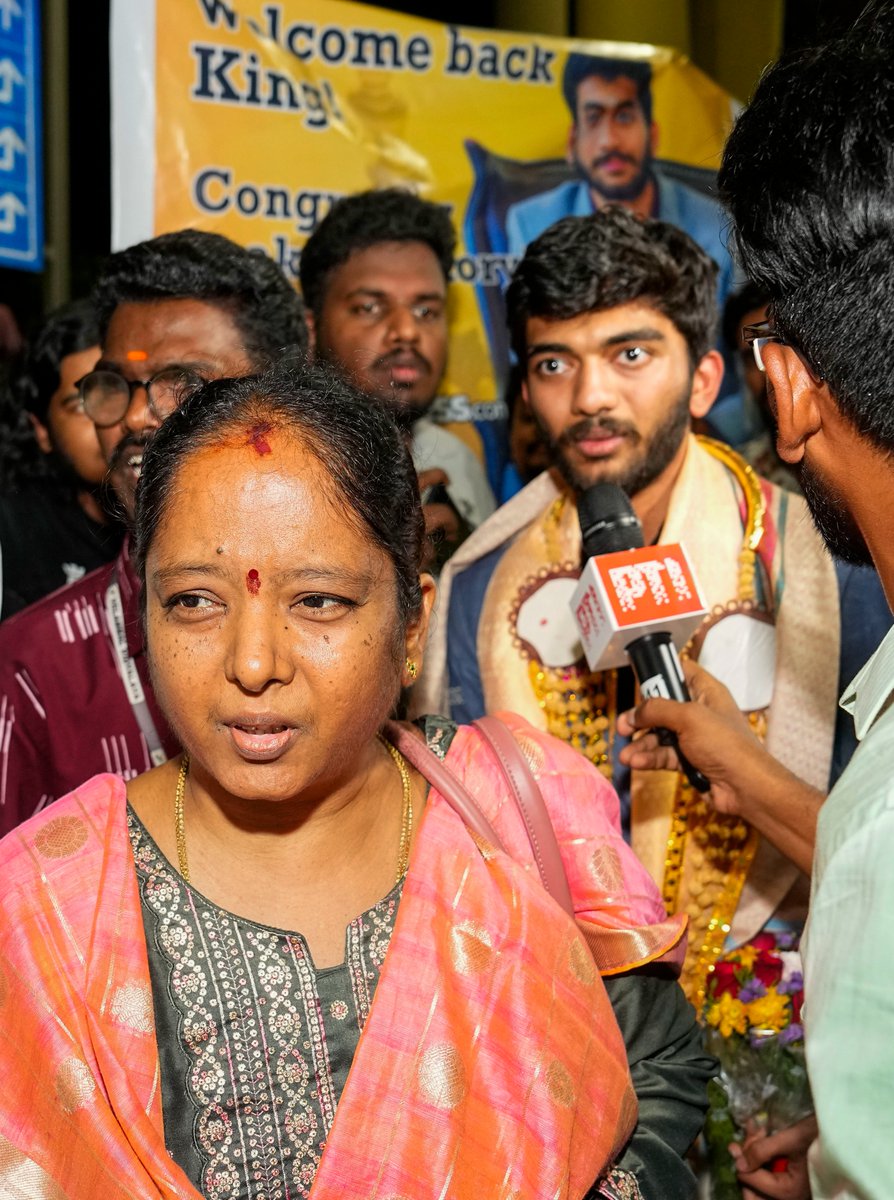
[0,230,306,833]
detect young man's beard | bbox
[797,457,873,567]
[574,146,654,205]
[536,384,691,499]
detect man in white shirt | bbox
[620,8,894,1196]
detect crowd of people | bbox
[0,6,893,1199]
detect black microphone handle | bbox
[624,631,711,793]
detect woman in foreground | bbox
[0,364,710,1198]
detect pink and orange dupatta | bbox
[0,714,685,1199]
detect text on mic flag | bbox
[571,543,707,671]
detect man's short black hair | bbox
[719,5,894,450]
[17,298,99,424]
[562,54,653,127]
[722,282,769,355]
[506,206,718,367]
[299,188,456,319]
[93,229,307,368]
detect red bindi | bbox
[246,569,261,595]
[246,421,273,456]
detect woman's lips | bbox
[226,723,298,762]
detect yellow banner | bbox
[113,0,735,409]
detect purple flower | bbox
[739,979,767,1003]
[778,972,804,995]
[775,931,800,951]
[778,1023,804,1046]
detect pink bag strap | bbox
[472,716,575,916]
[384,720,503,847]
[383,718,574,917]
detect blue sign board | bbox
[0,0,42,270]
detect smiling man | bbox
[0,230,306,832]
[299,189,495,562]
[414,207,890,1017]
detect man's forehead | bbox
[526,302,676,346]
[577,74,643,110]
[101,296,248,367]
[327,241,446,299]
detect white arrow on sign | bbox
[0,59,24,105]
[0,127,25,171]
[0,0,22,34]
[0,191,25,233]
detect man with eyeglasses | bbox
[0,229,306,834]
[613,9,894,1194]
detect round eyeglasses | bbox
[76,367,205,428]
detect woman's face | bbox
[31,345,107,486]
[144,426,433,803]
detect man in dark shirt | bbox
[0,299,124,618]
[0,230,306,832]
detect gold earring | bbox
[405,658,418,679]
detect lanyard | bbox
[105,567,167,768]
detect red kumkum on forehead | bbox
[246,569,261,595]
[246,421,273,456]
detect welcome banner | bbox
[111,0,735,410]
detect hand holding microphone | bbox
[571,483,711,793]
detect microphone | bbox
[571,483,711,793]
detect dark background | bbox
[0,0,871,340]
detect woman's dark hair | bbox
[133,360,425,627]
[0,298,100,492]
[506,206,719,367]
[299,189,455,319]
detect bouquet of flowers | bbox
[703,931,813,1199]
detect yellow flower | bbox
[732,944,760,970]
[706,992,748,1038]
[746,988,791,1033]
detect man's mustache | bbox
[559,417,639,446]
[374,348,431,375]
[591,153,640,170]
[108,433,153,473]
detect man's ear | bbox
[650,121,659,154]
[566,124,578,166]
[27,411,52,455]
[304,310,316,354]
[762,344,823,465]
[688,349,724,420]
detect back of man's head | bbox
[299,189,455,319]
[561,54,653,125]
[506,206,718,366]
[93,229,307,369]
[719,3,894,449]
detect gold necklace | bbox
[174,753,191,881]
[378,734,414,882]
[173,739,414,885]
